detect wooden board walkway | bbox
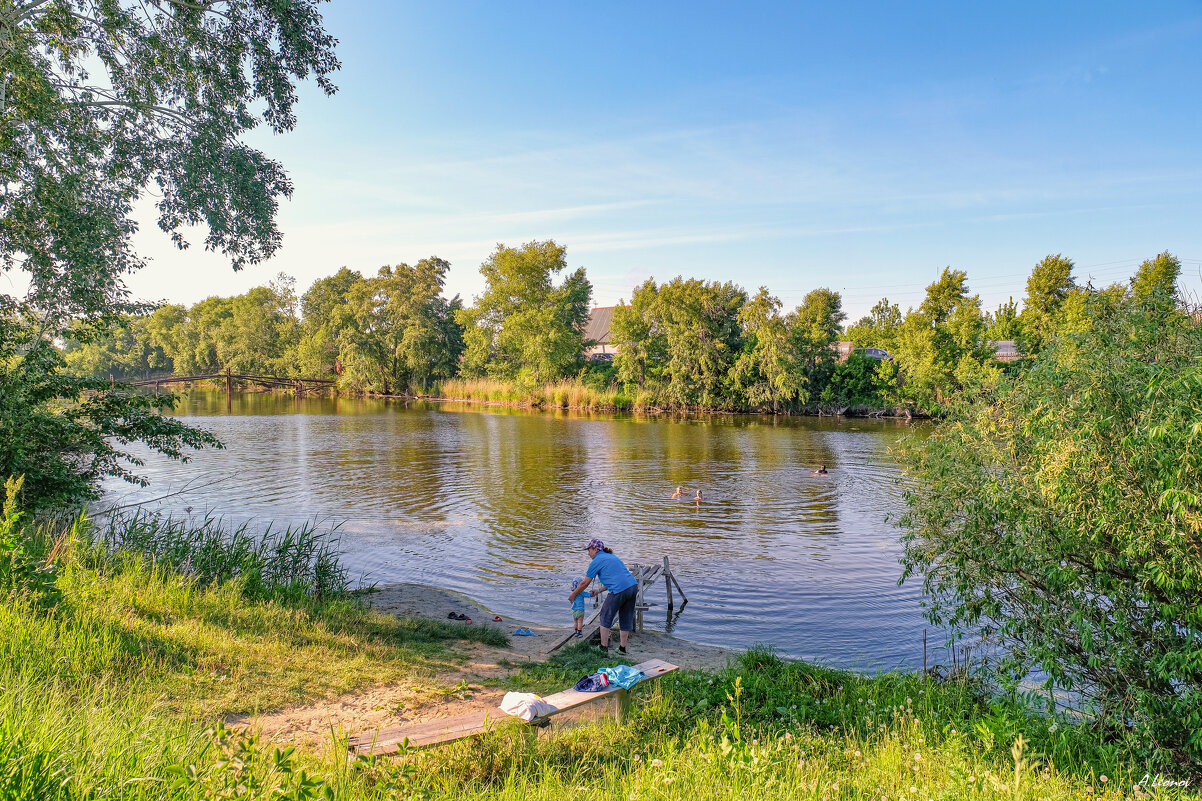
[348,658,678,754]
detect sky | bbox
[55,1,1202,322]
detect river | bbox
[100,391,939,673]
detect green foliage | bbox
[892,268,999,413]
[846,297,903,352]
[733,287,807,411]
[610,277,745,409]
[788,287,845,408]
[1018,254,1077,356]
[2,1,339,323]
[457,240,592,386]
[165,723,335,801]
[985,297,1020,341]
[898,285,1202,768]
[2,1,337,511]
[1,333,222,511]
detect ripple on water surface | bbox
[102,393,933,672]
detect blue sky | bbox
[122,1,1202,322]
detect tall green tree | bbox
[898,282,1202,766]
[984,297,1020,341]
[892,268,998,413]
[456,241,592,385]
[733,287,805,412]
[298,267,363,378]
[845,297,902,352]
[654,278,745,409]
[1,0,338,509]
[1017,254,1076,355]
[611,279,668,389]
[788,287,845,405]
[1130,251,1181,303]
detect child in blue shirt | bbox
[570,576,598,637]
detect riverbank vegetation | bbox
[54,248,1182,417]
[898,268,1202,769]
[2,496,1186,799]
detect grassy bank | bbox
[1,504,1192,799]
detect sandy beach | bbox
[235,582,743,750]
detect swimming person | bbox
[568,538,638,655]
[672,486,685,498]
[694,489,703,502]
[812,465,828,475]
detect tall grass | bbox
[94,511,351,600]
[436,378,636,411]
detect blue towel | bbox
[599,665,646,689]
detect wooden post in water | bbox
[226,367,233,412]
[664,555,674,609]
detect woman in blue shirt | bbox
[567,538,639,655]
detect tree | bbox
[788,287,845,404]
[611,279,668,389]
[298,267,362,378]
[1,0,338,509]
[892,268,998,413]
[898,282,1202,767]
[456,241,592,385]
[733,287,806,412]
[1130,251,1181,303]
[1017,254,1076,355]
[845,297,902,352]
[984,297,1019,341]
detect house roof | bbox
[584,306,615,345]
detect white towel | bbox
[499,692,556,721]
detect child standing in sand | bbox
[570,576,596,636]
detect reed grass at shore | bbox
[437,378,638,411]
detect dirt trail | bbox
[233,582,741,751]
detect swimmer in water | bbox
[812,465,828,475]
[694,489,704,502]
[672,486,685,498]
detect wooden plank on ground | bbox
[349,659,679,754]
[349,710,502,753]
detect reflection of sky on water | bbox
[100,392,941,673]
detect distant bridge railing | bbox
[127,368,335,399]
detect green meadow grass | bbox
[0,509,1195,799]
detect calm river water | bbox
[100,391,937,672]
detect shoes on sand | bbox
[512,628,535,636]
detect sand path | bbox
[233,582,741,750]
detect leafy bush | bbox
[898,287,1202,768]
